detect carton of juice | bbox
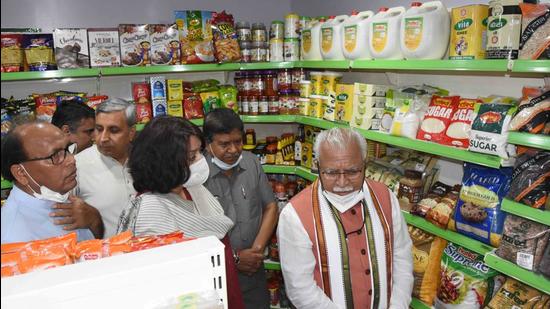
[449,5,488,60]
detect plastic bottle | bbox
[341,10,375,60]
[320,15,348,60]
[400,1,450,59]
[301,18,325,60]
[368,7,406,59]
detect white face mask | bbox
[323,189,364,213]
[19,164,71,203]
[183,156,210,188]
[209,145,243,171]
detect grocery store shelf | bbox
[264,259,281,271]
[1,179,13,190]
[239,62,294,70]
[296,116,350,129]
[501,198,550,226]
[241,115,297,123]
[100,63,241,76]
[262,165,296,175]
[410,298,433,309]
[402,212,494,255]
[484,252,550,295]
[1,68,100,81]
[511,60,550,74]
[507,132,550,151]
[351,59,509,72]
[295,166,318,181]
[294,60,351,69]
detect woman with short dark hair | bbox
[117,116,244,308]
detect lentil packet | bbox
[486,277,550,309]
[211,11,241,63]
[509,87,550,134]
[519,3,550,60]
[507,149,550,209]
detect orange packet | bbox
[18,245,72,274]
[1,252,21,278]
[75,239,103,262]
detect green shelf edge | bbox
[1,179,13,190]
[484,253,550,295]
[262,165,297,175]
[501,199,550,226]
[264,259,281,271]
[410,298,432,309]
[100,63,241,76]
[351,59,509,72]
[507,132,550,151]
[239,62,294,70]
[295,167,318,181]
[241,115,297,123]
[402,212,494,255]
[511,60,550,74]
[294,60,350,69]
[1,68,100,81]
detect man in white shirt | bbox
[51,98,137,238]
[277,128,413,309]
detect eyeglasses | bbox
[23,143,77,165]
[320,167,365,181]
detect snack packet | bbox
[211,11,241,63]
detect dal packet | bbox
[452,163,512,247]
[434,243,499,309]
[508,150,550,209]
[519,3,550,60]
[486,277,550,309]
[509,87,550,134]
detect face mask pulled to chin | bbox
[19,164,71,203]
[322,189,364,213]
[209,145,242,171]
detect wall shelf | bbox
[507,132,550,151]
[351,59,509,72]
[0,68,100,81]
[264,259,281,271]
[484,253,550,295]
[501,198,550,226]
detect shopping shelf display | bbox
[2,2,549,308]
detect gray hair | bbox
[313,127,367,160]
[96,98,136,127]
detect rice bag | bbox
[183,93,204,119]
[446,99,478,148]
[23,33,57,71]
[175,11,215,64]
[509,87,550,134]
[409,226,447,306]
[486,277,550,309]
[496,214,549,271]
[508,150,550,209]
[219,85,238,112]
[519,3,550,60]
[434,243,499,309]
[417,96,460,145]
[211,11,241,63]
[1,34,24,72]
[469,103,517,162]
[452,163,512,247]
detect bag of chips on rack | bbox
[495,214,549,271]
[509,87,550,134]
[468,102,517,163]
[486,277,550,309]
[23,33,57,71]
[508,149,550,209]
[183,93,204,119]
[434,243,499,309]
[451,163,512,247]
[1,33,24,72]
[218,85,238,112]
[417,95,460,145]
[211,11,241,63]
[409,226,447,306]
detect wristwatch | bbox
[233,249,240,265]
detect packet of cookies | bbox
[211,11,241,63]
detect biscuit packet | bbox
[211,11,241,63]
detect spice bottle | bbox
[245,128,256,146]
[249,96,259,115]
[236,21,251,42]
[259,96,269,115]
[252,23,267,42]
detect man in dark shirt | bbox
[203,108,278,309]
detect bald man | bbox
[1,122,100,244]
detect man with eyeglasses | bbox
[203,108,277,309]
[277,127,413,309]
[1,122,96,243]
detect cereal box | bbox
[119,24,150,67]
[150,76,166,100]
[149,24,180,65]
[88,28,121,67]
[152,99,167,117]
[175,11,215,64]
[53,28,90,69]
